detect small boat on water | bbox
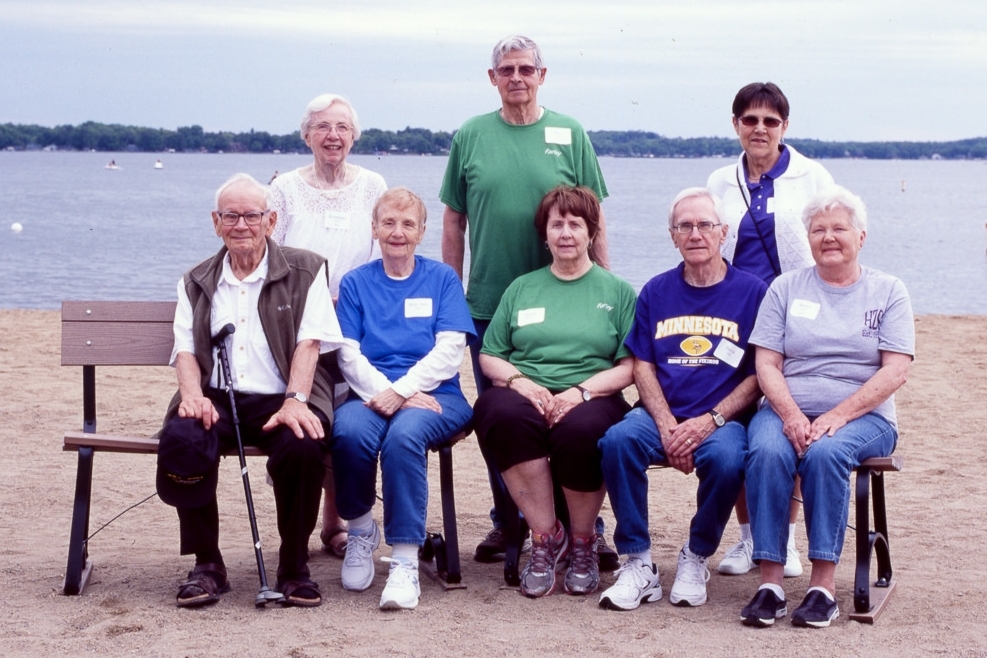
[105,160,121,170]
[154,159,164,170]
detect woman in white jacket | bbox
[707,82,834,579]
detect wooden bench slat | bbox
[61,322,175,366]
[64,431,265,456]
[61,300,178,323]
[858,455,902,472]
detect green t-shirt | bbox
[439,109,608,320]
[481,265,636,391]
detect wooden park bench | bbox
[501,456,901,624]
[61,300,465,595]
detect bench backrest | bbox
[62,301,177,367]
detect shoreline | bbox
[1,309,985,656]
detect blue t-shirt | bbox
[734,146,791,283]
[336,256,476,397]
[625,262,767,420]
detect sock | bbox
[348,511,375,536]
[630,551,653,568]
[391,543,419,567]
[739,523,752,543]
[787,524,797,549]
[759,582,786,600]
[807,586,835,602]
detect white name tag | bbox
[517,307,546,326]
[766,197,775,215]
[790,299,820,320]
[544,127,572,145]
[404,298,433,318]
[323,210,350,230]
[713,339,744,368]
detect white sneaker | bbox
[717,539,754,575]
[784,543,803,578]
[341,522,380,591]
[669,546,710,607]
[379,557,420,610]
[598,557,662,611]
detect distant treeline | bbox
[2,121,985,160]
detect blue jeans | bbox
[746,406,897,565]
[599,407,747,558]
[331,392,472,546]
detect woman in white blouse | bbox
[270,93,387,558]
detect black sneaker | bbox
[791,589,840,628]
[596,534,620,572]
[741,587,788,627]
[474,527,531,563]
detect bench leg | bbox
[850,468,896,623]
[420,444,466,590]
[63,446,94,595]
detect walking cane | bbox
[212,323,286,607]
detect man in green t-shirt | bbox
[439,34,612,565]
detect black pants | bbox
[160,389,328,582]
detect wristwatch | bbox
[709,410,726,427]
[576,385,592,402]
[285,391,308,404]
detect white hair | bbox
[491,35,544,69]
[214,173,270,208]
[667,187,725,228]
[300,93,362,141]
[801,186,868,232]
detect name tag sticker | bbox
[323,210,350,230]
[766,197,775,215]
[517,307,546,326]
[544,127,572,145]
[404,298,433,318]
[790,299,820,320]
[713,339,744,368]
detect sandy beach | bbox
[1,309,984,657]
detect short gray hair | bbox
[668,187,724,228]
[801,186,868,232]
[300,93,362,141]
[491,35,544,69]
[214,173,270,208]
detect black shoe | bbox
[791,589,839,628]
[596,534,620,572]
[741,587,788,627]
[474,527,531,563]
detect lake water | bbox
[1,151,985,314]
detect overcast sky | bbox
[1,0,984,142]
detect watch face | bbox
[582,390,592,402]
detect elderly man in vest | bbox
[155,173,343,608]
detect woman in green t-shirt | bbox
[473,186,636,599]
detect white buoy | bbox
[11,222,23,233]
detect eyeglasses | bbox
[672,221,721,234]
[312,122,352,136]
[738,115,784,128]
[494,64,540,78]
[218,210,269,226]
